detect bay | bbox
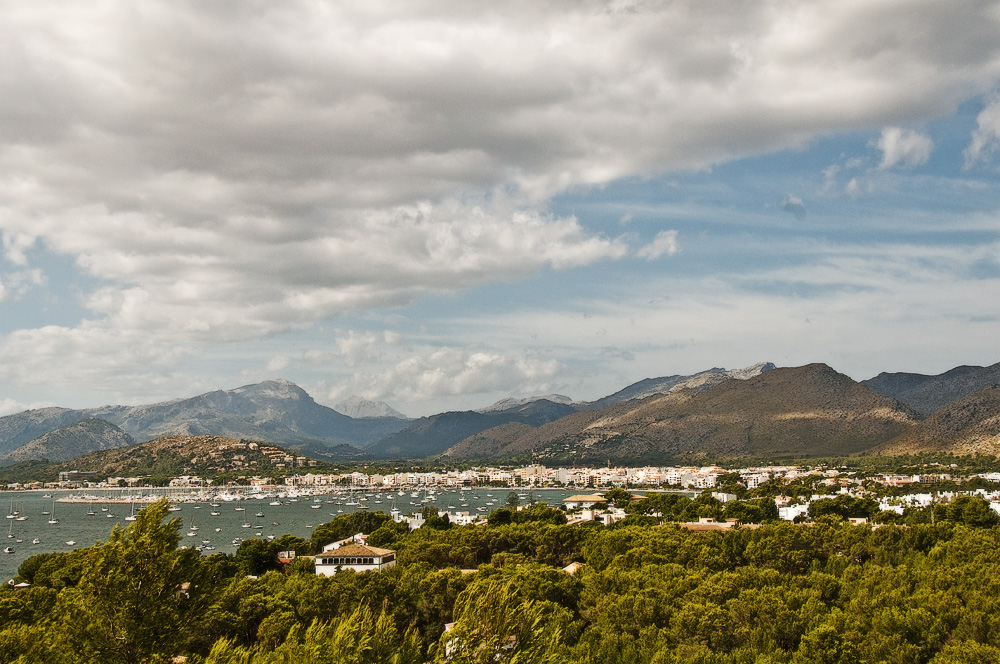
[1,486,579,582]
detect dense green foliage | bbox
[5,496,1000,663]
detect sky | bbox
[2,1,1000,418]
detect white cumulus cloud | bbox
[342,347,561,404]
[877,127,934,169]
[637,230,680,260]
[965,95,1000,167]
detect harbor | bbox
[1,487,579,582]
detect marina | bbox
[1,487,578,582]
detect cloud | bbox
[877,127,934,169]
[266,355,290,372]
[1,1,1000,407]
[2,232,36,267]
[336,331,384,366]
[965,95,1000,167]
[780,194,807,220]
[637,230,680,260]
[0,397,57,417]
[0,268,44,302]
[440,236,1000,400]
[336,347,561,404]
[601,346,635,361]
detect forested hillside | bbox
[3,496,1000,663]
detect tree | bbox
[604,487,632,508]
[807,495,879,521]
[52,498,210,664]
[722,497,779,524]
[506,492,520,508]
[436,578,564,664]
[236,538,278,576]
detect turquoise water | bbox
[1,487,577,582]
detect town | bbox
[7,460,1000,527]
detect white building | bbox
[315,543,397,576]
[564,494,606,510]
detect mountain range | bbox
[0,379,409,465]
[444,364,918,461]
[2,360,1000,467]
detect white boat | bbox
[3,546,13,554]
[31,538,40,545]
[65,540,76,546]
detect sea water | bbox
[1,487,579,582]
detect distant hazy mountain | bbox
[478,395,577,413]
[333,396,408,420]
[0,379,409,461]
[4,360,998,465]
[585,362,775,410]
[366,399,578,458]
[0,407,102,457]
[447,364,918,461]
[0,418,134,466]
[875,385,1000,455]
[863,362,1000,416]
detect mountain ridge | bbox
[863,362,1000,416]
[0,379,409,460]
[446,364,921,461]
[0,418,134,466]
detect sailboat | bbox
[47,499,59,524]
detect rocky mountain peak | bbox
[333,396,408,420]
